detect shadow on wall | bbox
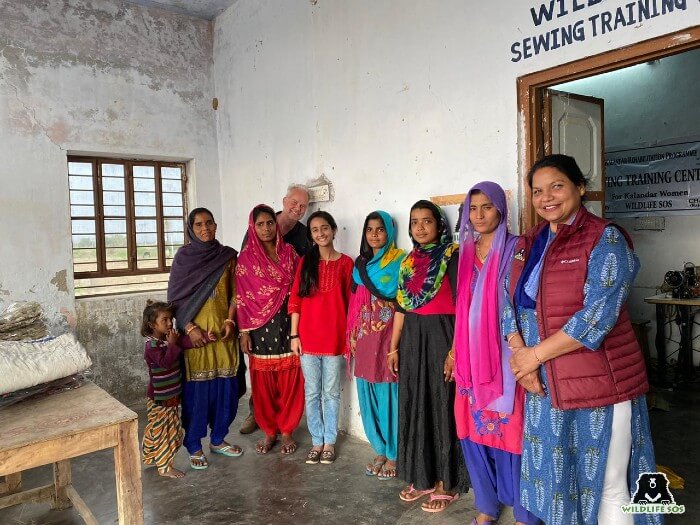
[75,293,164,405]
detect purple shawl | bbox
[453,181,518,413]
[167,218,237,331]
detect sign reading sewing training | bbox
[605,142,700,218]
[511,0,689,63]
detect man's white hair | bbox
[285,183,310,199]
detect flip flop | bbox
[189,453,209,470]
[470,519,496,525]
[421,492,460,513]
[255,437,277,455]
[365,456,386,476]
[280,437,297,455]
[377,462,397,480]
[399,484,436,502]
[210,443,243,457]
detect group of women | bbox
[167,154,659,525]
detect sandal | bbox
[399,484,435,502]
[421,492,460,513]
[377,461,397,480]
[470,519,496,525]
[280,436,297,455]
[255,437,277,455]
[306,448,321,464]
[210,443,243,457]
[365,456,386,476]
[189,452,209,470]
[320,448,336,464]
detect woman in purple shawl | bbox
[167,207,242,470]
[452,183,540,525]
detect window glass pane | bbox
[161,166,182,179]
[71,205,95,217]
[136,219,157,233]
[75,262,98,273]
[164,232,184,245]
[104,219,126,234]
[70,190,94,206]
[137,259,159,269]
[133,178,155,192]
[137,246,158,260]
[102,177,124,191]
[102,191,125,206]
[72,220,95,235]
[164,219,183,233]
[134,192,155,206]
[72,248,97,263]
[102,164,124,177]
[68,162,93,176]
[107,261,129,270]
[69,176,93,190]
[163,206,183,217]
[135,205,156,217]
[136,233,158,246]
[162,193,182,207]
[104,205,126,216]
[161,178,181,193]
[165,258,174,267]
[164,245,180,259]
[72,234,96,248]
[105,233,128,248]
[133,165,155,178]
[105,247,128,262]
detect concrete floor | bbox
[0,389,696,525]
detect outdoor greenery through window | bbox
[68,157,187,297]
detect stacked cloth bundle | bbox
[0,302,49,341]
[0,302,92,409]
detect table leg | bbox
[678,305,694,382]
[114,419,143,525]
[655,304,667,386]
[51,460,72,510]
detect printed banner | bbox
[604,141,700,217]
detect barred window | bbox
[67,156,187,297]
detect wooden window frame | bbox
[68,156,188,280]
[517,26,700,232]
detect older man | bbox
[239,183,311,435]
[276,183,311,256]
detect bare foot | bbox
[476,513,497,524]
[159,466,185,478]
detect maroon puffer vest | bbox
[510,208,648,410]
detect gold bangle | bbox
[507,333,518,343]
[533,346,544,364]
[185,325,197,335]
[224,319,235,325]
[387,349,399,356]
[448,349,455,360]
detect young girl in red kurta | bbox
[289,211,353,465]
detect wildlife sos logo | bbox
[622,472,685,515]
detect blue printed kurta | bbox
[502,226,661,525]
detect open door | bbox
[544,90,605,217]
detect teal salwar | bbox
[356,378,398,461]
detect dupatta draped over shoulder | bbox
[397,203,457,311]
[453,182,518,413]
[235,205,298,331]
[168,217,237,331]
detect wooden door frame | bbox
[517,25,700,232]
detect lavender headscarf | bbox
[453,182,518,413]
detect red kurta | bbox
[288,254,354,356]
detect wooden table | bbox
[0,382,143,524]
[645,293,700,386]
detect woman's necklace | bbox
[476,240,489,263]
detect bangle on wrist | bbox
[290,334,299,340]
[185,325,197,335]
[448,349,455,360]
[533,346,544,364]
[507,333,517,343]
[224,319,235,325]
[387,349,398,356]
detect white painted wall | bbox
[556,49,700,365]
[213,1,700,437]
[0,0,220,327]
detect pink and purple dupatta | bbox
[453,182,518,413]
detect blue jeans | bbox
[300,354,344,446]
